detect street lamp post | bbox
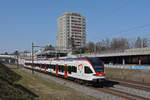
[17,54,19,69]
[32,42,34,74]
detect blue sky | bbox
[0,0,150,53]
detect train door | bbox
[56,64,58,76]
[78,64,83,78]
[64,65,68,78]
[44,64,47,72]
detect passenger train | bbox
[24,57,105,86]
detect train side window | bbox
[58,65,61,72]
[50,64,52,69]
[68,66,72,74]
[61,65,64,72]
[26,63,31,66]
[37,64,40,67]
[47,64,50,69]
[60,65,64,72]
[72,66,77,73]
[35,64,38,67]
[50,64,53,69]
[42,64,45,68]
[51,64,54,69]
[51,64,53,69]
[85,66,93,74]
[59,65,62,72]
[53,65,56,71]
[37,64,39,67]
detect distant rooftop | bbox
[61,12,82,17]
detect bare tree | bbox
[134,37,142,48]
[13,50,19,55]
[87,41,95,53]
[44,45,55,51]
[119,38,130,50]
[95,42,101,53]
[110,37,129,51]
[134,37,149,48]
[92,38,111,53]
[142,38,148,48]
[4,52,8,55]
[111,38,119,50]
[86,38,129,53]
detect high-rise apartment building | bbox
[57,12,86,51]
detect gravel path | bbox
[20,67,127,100]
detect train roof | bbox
[65,57,103,61]
[25,57,103,63]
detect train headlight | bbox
[93,72,104,77]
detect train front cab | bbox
[82,67,104,83]
[83,57,105,86]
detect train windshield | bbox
[87,58,104,72]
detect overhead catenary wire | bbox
[113,24,150,36]
[97,1,150,38]
[99,0,131,20]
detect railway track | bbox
[104,88,149,100]
[44,73,145,100]
[11,65,150,100]
[43,71,149,99]
[45,72,150,100]
[109,78,150,92]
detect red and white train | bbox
[24,57,105,86]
